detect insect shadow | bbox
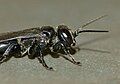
[75,34,110,53]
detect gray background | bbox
[0,0,120,84]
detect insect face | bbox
[52,25,77,58]
[57,25,76,47]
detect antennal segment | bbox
[81,15,107,28]
[73,15,108,37]
[78,30,109,33]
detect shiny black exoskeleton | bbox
[53,25,80,65]
[0,39,21,62]
[0,26,56,70]
[0,15,108,70]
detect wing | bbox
[0,27,41,41]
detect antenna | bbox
[74,15,109,37]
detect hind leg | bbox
[0,43,19,64]
[0,54,12,64]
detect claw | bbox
[46,67,55,71]
[68,54,81,66]
[73,61,81,66]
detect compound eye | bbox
[57,28,73,46]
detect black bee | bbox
[0,15,108,70]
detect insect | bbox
[0,15,108,70]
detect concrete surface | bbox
[0,0,120,84]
